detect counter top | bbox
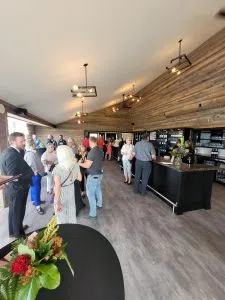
[196,154,225,163]
[154,158,218,173]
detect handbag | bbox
[49,164,56,173]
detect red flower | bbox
[11,255,31,275]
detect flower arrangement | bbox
[0,217,74,300]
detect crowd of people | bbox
[0,132,104,238]
[0,131,158,239]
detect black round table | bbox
[0,224,125,300]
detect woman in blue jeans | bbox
[24,139,45,215]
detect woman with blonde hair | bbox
[52,145,82,224]
[121,137,134,184]
[67,137,78,155]
[76,144,88,197]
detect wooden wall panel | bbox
[34,127,84,146]
[57,106,132,132]
[130,27,225,131]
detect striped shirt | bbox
[133,140,156,161]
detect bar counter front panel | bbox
[130,159,217,215]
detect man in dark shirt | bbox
[132,133,156,196]
[57,134,67,146]
[0,132,34,238]
[46,134,57,149]
[79,137,103,218]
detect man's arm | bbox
[150,144,156,160]
[0,175,12,190]
[79,160,93,169]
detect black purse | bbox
[49,164,56,173]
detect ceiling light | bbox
[71,63,97,97]
[171,67,177,73]
[75,99,88,124]
[123,84,141,105]
[166,39,191,75]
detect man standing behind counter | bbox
[132,133,156,196]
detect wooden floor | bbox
[1,161,225,300]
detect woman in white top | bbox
[121,137,134,184]
[52,145,81,224]
[41,143,58,202]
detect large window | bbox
[7,116,29,136]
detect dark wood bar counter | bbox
[148,159,218,214]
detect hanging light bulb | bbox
[72,85,79,91]
[77,119,81,124]
[171,67,177,73]
[177,70,181,75]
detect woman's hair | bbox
[26,139,35,150]
[56,145,76,169]
[78,144,86,154]
[68,137,76,146]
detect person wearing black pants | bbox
[132,133,156,196]
[0,132,34,238]
[7,188,29,237]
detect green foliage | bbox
[37,264,60,289]
[16,276,40,300]
[0,268,19,300]
[18,245,35,262]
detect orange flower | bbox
[52,236,63,252]
[20,276,30,286]
[25,265,36,278]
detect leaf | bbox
[0,273,20,300]
[63,253,74,277]
[16,276,40,300]
[0,267,11,282]
[18,244,35,262]
[37,264,60,290]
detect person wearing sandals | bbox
[121,137,134,185]
[24,139,45,215]
[53,145,82,224]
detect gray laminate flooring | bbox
[0,161,225,300]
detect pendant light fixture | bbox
[124,84,141,103]
[112,100,119,113]
[71,63,97,97]
[75,98,88,124]
[166,39,191,75]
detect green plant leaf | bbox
[15,276,40,300]
[18,244,35,262]
[37,264,60,290]
[0,267,11,282]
